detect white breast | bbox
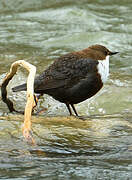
[97,55,109,83]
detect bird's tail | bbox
[12,83,27,92]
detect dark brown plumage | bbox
[12,44,118,116]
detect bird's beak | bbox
[109,51,119,56]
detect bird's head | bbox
[89,44,119,57]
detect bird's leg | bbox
[71,104,78,116]
[66,103,73,116]
[34,94,48,114]
[32,94,42,110]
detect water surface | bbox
[0,0,132,179]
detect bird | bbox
[12,44,118,116]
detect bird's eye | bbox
[105,51,109,55]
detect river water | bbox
[0,0,132,179]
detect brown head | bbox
[89,44,118,56]
[74,44,118,60]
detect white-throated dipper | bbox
[12,44,118,116]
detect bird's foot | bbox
[37,107,48,115]
[71,115,87,121]
[77,116,87,120]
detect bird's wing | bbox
[34,56,98,92]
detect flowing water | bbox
[0,0,132,179]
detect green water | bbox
[0,0,132,179]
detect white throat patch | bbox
[97,55,109,83]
